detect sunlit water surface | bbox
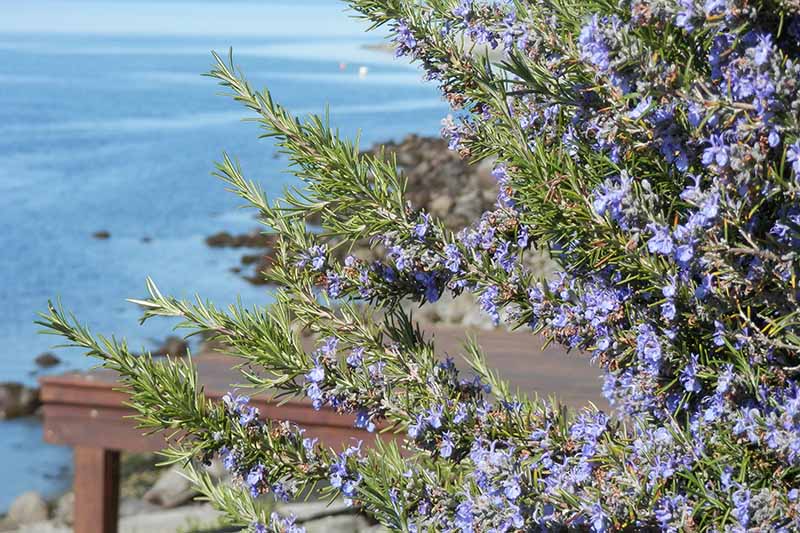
[0,0,447,511]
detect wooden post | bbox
[73,447,120,533]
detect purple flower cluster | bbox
[273,0,800,528]
[329,441,364,506]
[252,513,305,533]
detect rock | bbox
[119,497,161,518]
[0,382,40,419]
[53,492,73,526]
[428,193,454,218]
[152,337,189,358]
[34,352,61,368]
[205,230,276,248]
[303,514,369,533]
[240,253,263,265]
[143,460,227,509]
[275,500,375,533]
[92,230,111,239]
[204,231,235,247]
[143,464,195,508]
[243,252,278,286]
[7,491,48,525]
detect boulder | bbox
[143,464,195,508]
[7,491,48,525]
[144,459,227,508]
[34,352,61,368]
[428,193,454,218]
[53,491,73,525]
[0,382,40,419]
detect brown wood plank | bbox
[41,325,605,406]
[40,325,606,450]
[73,447,120,533]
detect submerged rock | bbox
[205,230,276,248]
[34,352,61,368]
[0,382,40,419]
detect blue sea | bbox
[0,0,447,511]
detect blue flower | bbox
[493,241,516,272]
[713,320,726,346]
[453,403,468,424]
[414,213,431,239]
[732,488,751,527]
[647,224,675,255]
[637,324,662,370]
[478,285,501,325]
[579,15,612,72]
[408,414,426,439]
[752,32,773,66]
[220,446,237,471]
[675,0,696,31]
[662,279,677,299]
[296,244,327,271]
[703,0,726,16]
[239,406,259,426]
[452,0,472,20]
[413,271,441,302]
[389,245,410,271]
[425,405,443,429]
[393,20,417,57]
[346,347,364,368]
[444,244,463,273]
[440,431,455,458]
[628,96,652,119]
[504,476,521,500]
[701,133,730,168]
[306,383,324,410]
[787,141,800,176]
[302,437,317,454]
[326,271,343,298]
[246,464,264,498]
[306,363,325,383]
[661,300,676,321]
[675,244,694,267]
[354,409,375,432]
[589,502,607,532]
[680,354,702,393]
[454,499,474,532]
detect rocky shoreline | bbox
[206,134,557,329]
[207,134,502,289]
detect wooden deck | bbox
[39,325,605,533]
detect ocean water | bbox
[0,0,447,512]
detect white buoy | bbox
[358,66,369,78]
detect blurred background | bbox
[0,0,448,519]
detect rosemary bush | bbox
[39,0,800,530]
